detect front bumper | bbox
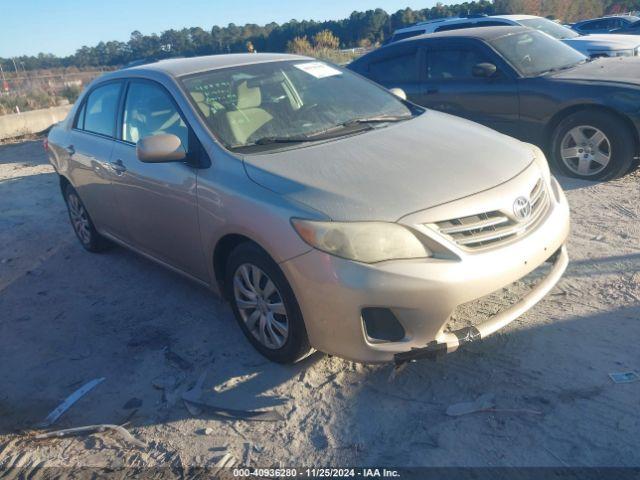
[280,174,570,363]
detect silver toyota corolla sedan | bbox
[46,53,570,365]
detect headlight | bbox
[525,143,551,184]
[291,219,431,263]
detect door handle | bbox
[65,144,75,155]
[110,159,127,174]
[425,88,439,95]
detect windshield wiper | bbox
[342,115,412,126]
[254,135,311,145]
[235,116,411,150]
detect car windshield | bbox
[489,30,588,77]
[182,60,415,152]
[519,17,580,39]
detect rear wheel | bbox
[63,184,111,252]
[550,110,635,180]
[225,242,311,364]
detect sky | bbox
[1,0,457,58]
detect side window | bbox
[368,50,419,83]
[122,82,189,151]
[435,22,473,32]
[428,47,490,80]
[80,83,121,137]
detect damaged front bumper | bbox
[393,245,569,367]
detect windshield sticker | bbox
[294,61,342,79]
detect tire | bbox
[63,184,112,253]
[550,110,635,181]
[225,242,311,364]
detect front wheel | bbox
[550,110,635,180]
[225,242,311,364]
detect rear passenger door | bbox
[65,81,127,237]
[415,39,520,137]
[109,79,208,280]
[356,43,424,101]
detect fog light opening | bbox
[362,307,405,343]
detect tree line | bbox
[2,0,639,71]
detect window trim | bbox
[72,79,125,140]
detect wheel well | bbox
[58,175,71,195]
[546,105,639,155]
[213,234,258,299]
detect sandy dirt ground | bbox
[0,138,639,472]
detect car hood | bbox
[565,34,640,51]
[242,111,534,222]
[551,57,640,86]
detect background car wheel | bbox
[225,242,311,364]
[64,184,112,252]
[550,110,635,181]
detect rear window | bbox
[77,83,121,137]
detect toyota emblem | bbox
[513,196,532,221]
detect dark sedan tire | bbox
[550,110,635,181]
[225,242,312,364]
[63,183,112,253]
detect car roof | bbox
[393,14,541,33]
[117,53,312,78]
[576,15,640,24]
[393,25,530,43]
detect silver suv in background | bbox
[389,14,640,58]
[46,54,569,365]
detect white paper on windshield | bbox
[294,61,342,79]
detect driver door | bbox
[415,39,521,137]
[109,79,208,280]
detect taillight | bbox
[43,138,49,151]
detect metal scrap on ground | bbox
[181,371,284,422]
[38,377,106,427]
[609,371,640,384]
[34,424,145,448]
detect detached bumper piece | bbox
[392,245,569,371]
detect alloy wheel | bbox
[560,125,611,177]
[233,263,289,350]
[67,193,92,245]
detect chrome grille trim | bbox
[430,178,550,250]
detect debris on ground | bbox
[181,371,283,421]
[446,394,542,416]
[163,347,193,371]
[242,442,252,466]
[34,424,145,448]
[609,371,639,384]
[446,393,496,416]
[38,377,106,427]
[182,398,284,422]
[182,371,208,415]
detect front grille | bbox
[431,178,550,250]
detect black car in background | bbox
[612,19,640,35]
[348,26,640,180]
[572,15,640,35]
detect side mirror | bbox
[136,134,186,163]
[389,88,407,100]
[472,62,498,78]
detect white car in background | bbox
[389,14,640,58]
